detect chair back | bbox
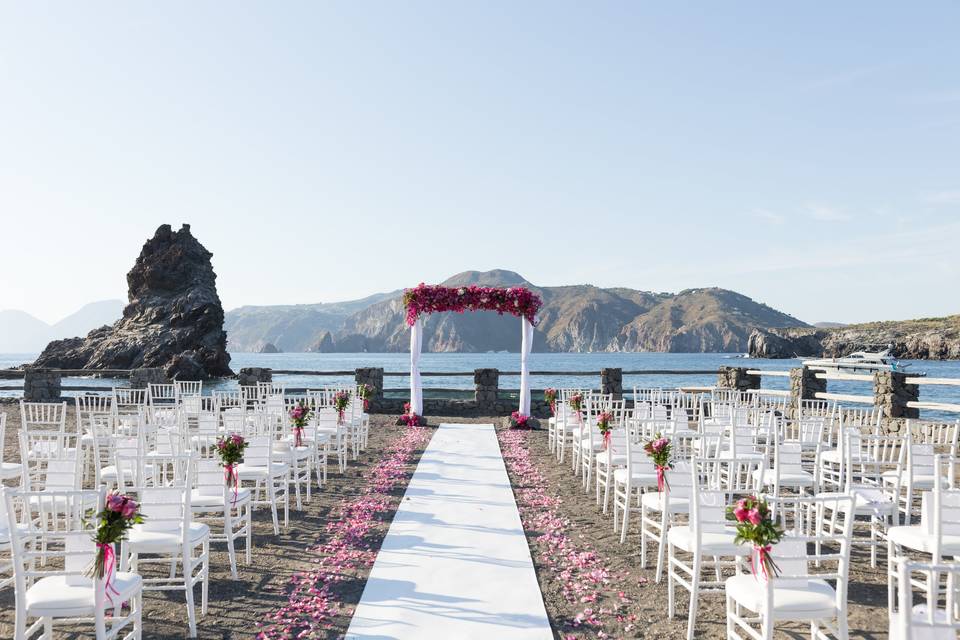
[175,380,203,398]
[147,383,178,407]
[20,400,68,434]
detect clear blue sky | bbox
[1,2,957,325]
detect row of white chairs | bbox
[546,387,960,639]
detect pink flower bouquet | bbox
[728,495,784,581]
[333,391,351,424]
[643,433,672,491]
[90,491,144,602]
[543,388,558,415]
[596,411,614,448]
[289,400,312,447]
[509,411,531,429]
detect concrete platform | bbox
[346,422,552,640]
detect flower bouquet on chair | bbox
[596,411,614,448]
[544,388,558,416]
[357,384,373,412]
[568,393,584,425]
[289,400,312,447]
[333,391,351,425]
[89,491,144,603]
[643,433,672,491]
[728,495,784,581]
[216,433,248,506]
[509,411,531,430]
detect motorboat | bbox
[803,346,925,376]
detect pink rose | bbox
[106,493,125,513]
[733,507,748,522]
[232,434,243,445]
[121,499,138,519]
[747,509,762,526]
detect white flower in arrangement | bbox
[514,300,520,307]
[458,288,466,295]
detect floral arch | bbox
[402,283,543,417]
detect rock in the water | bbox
[257,342,281,354]
[747,328,824,359]
[312,331,335,353]
[34,224,232,379]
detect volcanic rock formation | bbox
[34,224,232,379]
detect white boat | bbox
[803,346,926,376]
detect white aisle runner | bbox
[346,422,552,640]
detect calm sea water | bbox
[3,352,959,421]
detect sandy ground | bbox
[0,405,432,639]
[505,425,891,639]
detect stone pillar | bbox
[129,367,168,389]
[23,368,61,402]
[716,366,761,392]
[237,367,272,387]
[789,366,827,416]
[600,368,623,399]
[355,367,385,411]
[474,368,499,414]
[873,370,919,421]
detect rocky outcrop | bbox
[747,328,825,359]
[257,342,280,354]
[312,331,335,353]
[748,316,960,360]
[34,224,232,379]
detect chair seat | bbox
[613,468,658,486]
[641,492,689,514]
[190,488,252,508]
[818,489,897,516]
[0,461,22,480]
[888,525,960,555]
[725,574,838,620]
[668,525,750,556]
[889,605,956,640]
[26,572,142,617]
[752,468,815,488]
[0,523,33,546]
[127,522,210,551]
[596,454,626,467]
[274,441,313,460]
[882,471,942,490]
[237,462,289,479]
[718,450,764,461]
[99,464,136,482]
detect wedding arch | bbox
[402,283,543,417]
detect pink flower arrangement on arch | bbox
[401,283,543,326]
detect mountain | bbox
[224,290,401,352]
[224,270,809,353]
[749,315,960,360]
[0,301,123,353]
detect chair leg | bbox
[267,477,280,535]
[201,540,209,615]
[185,555,198,638]
[245,502,253,564]
[655,513,668,583]
[225,508,238,579]
[687,556,700,640]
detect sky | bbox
[1,2,958,326]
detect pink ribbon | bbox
[363,399,369,411]
[294,426,303,448]
[750,545,774,581]
[602,430,611,449]
[96,542,120,605]
[550,401,556,416]
[224,464,239,507]
[337,409,345,425]
[656,464,669,492]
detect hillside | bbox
[0,300,123,353]
[748,315,960,359]
[225,270,808,353]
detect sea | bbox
[3,352,959,422]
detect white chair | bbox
[640,462,693,582]
[237,434,290,535]
[611,430,659,543]
[890,559,960,639]
[147,383,178,408]
[121,455,209,638]
[887,454,960,613]
[175,380,203,398]
[753,440,817,500]
[6,487,143,640]
[595,423,627,512]
[668,462,750,640]
[724,494,855,640]
[0,413,23,482]
[191,458,252,580]
[111,388,147,419]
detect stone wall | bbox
[789,366,827,416]
[601,368,623,399]
[716,366,760,392]
[129,367,168,389]
[23,368,61,402]
[474,368,499,414]
[873,370,919,420]
[238,367,272,387]
[355,367,385,411]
